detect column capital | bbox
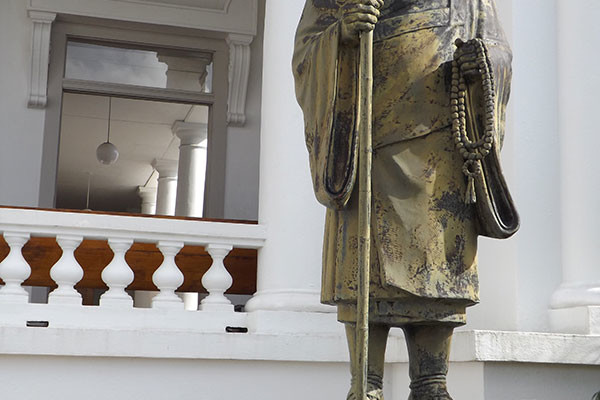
[171,121,208,146]
[152,158,179,178]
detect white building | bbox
[0,0,598,398]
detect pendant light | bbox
[96,97,119,165]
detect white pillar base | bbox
[549,282,600,334]
[550,281,600,309]
[245,289,335,313]
[549,306,600,335]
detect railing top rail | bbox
[0,207,266,249]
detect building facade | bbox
[0,0,598,398]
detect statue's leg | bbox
[345,323,390,400]
[402,324,454,400]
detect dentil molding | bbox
[27,11,56,109]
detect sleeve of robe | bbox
[292,0,359,210]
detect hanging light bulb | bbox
[96,97,119,165]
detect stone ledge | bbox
[0,316,598,366]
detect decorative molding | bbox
[115,0,232,13]
[28,0,258,36]
[27,11,56,109]
[226,33,253,126]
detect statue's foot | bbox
[347,373,384,400]
[346,388,384,400]
[407,381,452,400]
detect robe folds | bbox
[293,0,513,324]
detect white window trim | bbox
[27,0,256,126]
[39,19,231,218]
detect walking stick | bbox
[356,29,373,400]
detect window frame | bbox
[40,18,229,218]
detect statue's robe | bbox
[293,0,512,325]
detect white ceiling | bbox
[56,93,208,212]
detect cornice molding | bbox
[28,0,258,35]
[115,0,233,14]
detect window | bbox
[40,21,229,218]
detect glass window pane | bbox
[65,40,213,93]
[56,93,209,215]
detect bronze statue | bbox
[293,0,519,399]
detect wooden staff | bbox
[356,29,373,400]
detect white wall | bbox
[484,363,600,400]
[0,0,45,207]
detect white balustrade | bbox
[200,244,234,312]
[99,238,135,307]
[152,241,185,309]
[0,232,31,303]
[48,235,84,305]
[0,207,266,330]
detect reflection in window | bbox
[56,93,209,215]
[65,40,213,93]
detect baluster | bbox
[199,244,234,312]
[0,232,31,303]
[48,235,84,305]
[99,238,134,307]
[152,241,185,309]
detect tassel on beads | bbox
[465,176,477,204]
[452,38,497,206]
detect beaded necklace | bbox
[451,38,496,204]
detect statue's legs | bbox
[402,324,454,400]
[345,323,390,400]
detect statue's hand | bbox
[340,0,384,46]
[454,38,482,81]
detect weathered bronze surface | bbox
[293,0,517,399]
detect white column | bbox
[152,158,178,216]
[137,186,157,215]
[244,0,332,314]
[158,53,212,92]
[172,121,208,218]
[549,0,600,334]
